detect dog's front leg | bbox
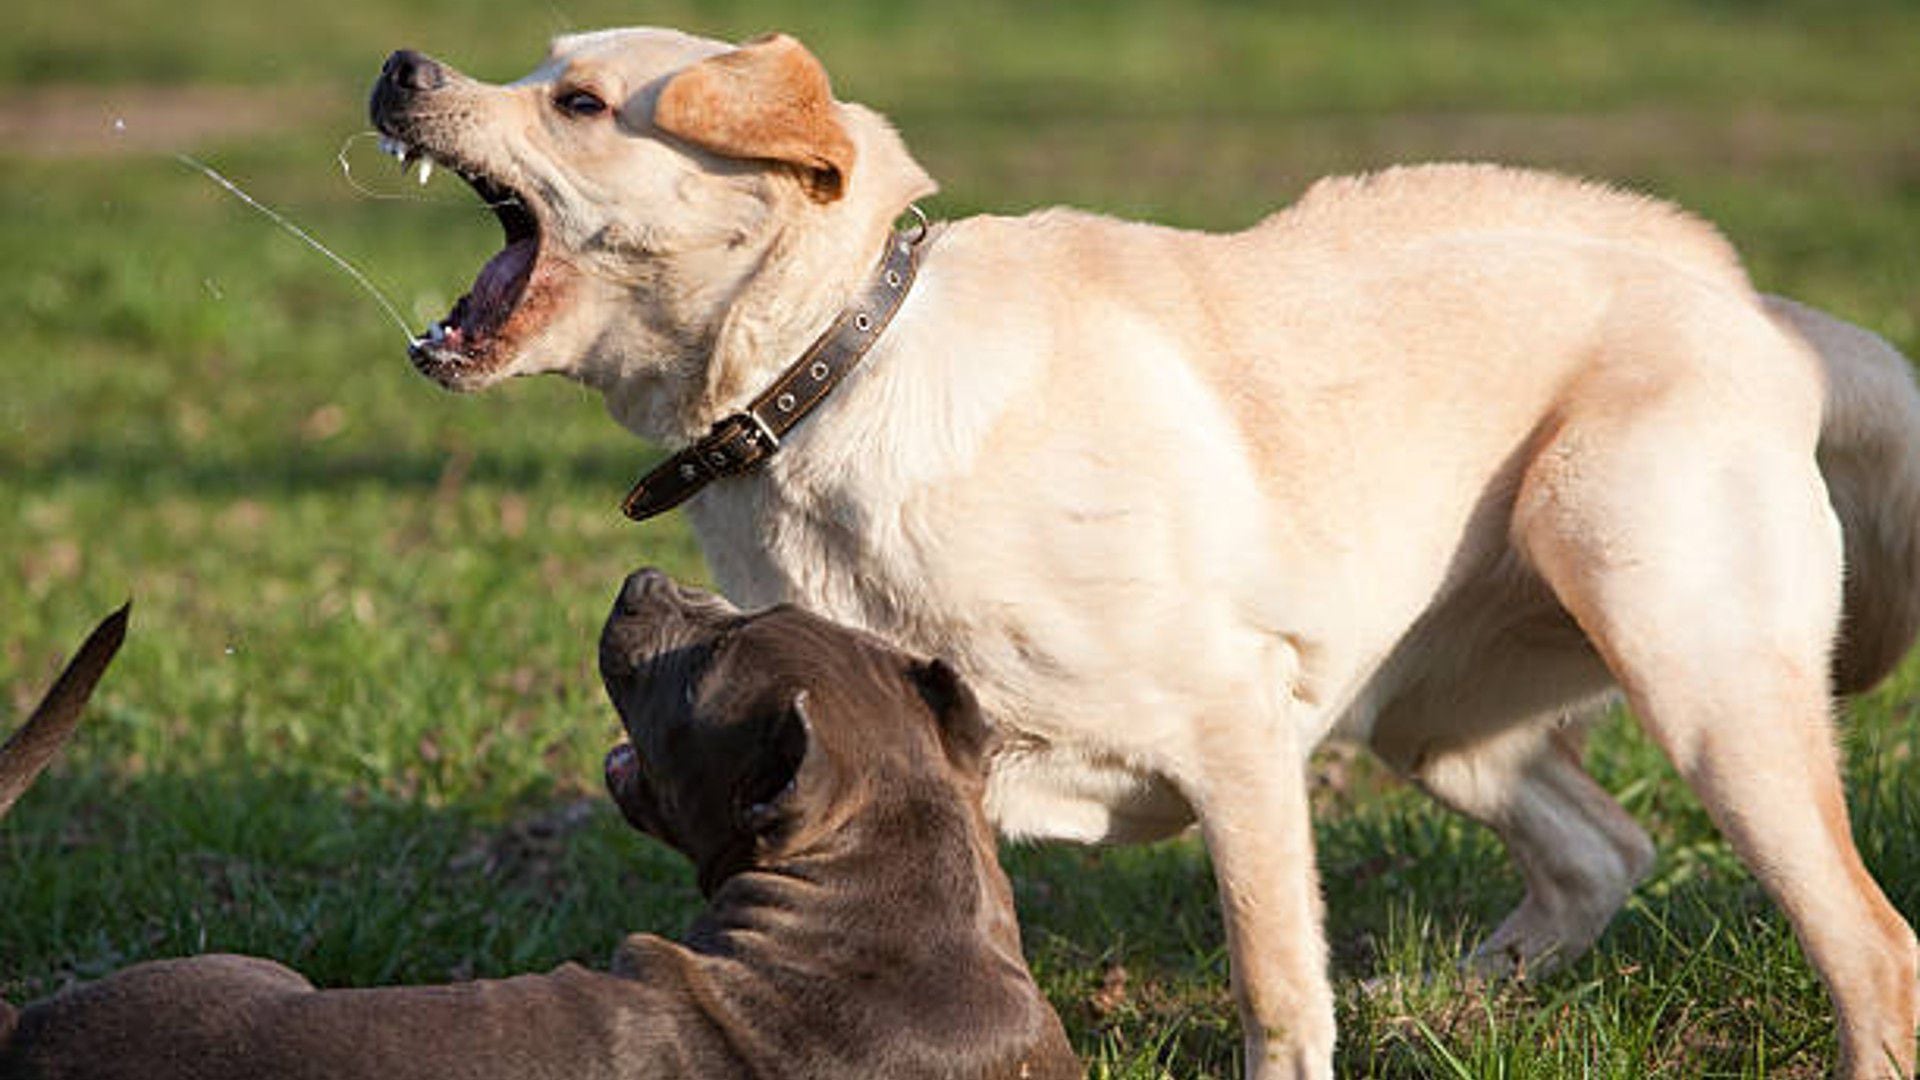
[1184,705,1335,1080]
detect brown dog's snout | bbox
[381,49,446,93]
[613,569,740,622]
[601,569,730,685]
[617,568,677,617]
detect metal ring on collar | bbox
[899,204,930,246]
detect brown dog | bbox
[0,583,1078,1080]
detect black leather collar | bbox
[621,221,928,522]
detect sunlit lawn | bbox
[5,2,1919,1074]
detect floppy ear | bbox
[909,658,994,775]
[653,33,856,202]
[735,691,814,836]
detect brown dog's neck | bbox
[692,778,1026,975]
[603,778,1069,1079]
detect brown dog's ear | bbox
[653,33,855,202]
[736,691,814,837]
[909,658,994,776]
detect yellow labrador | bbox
[370,29,1920,1078]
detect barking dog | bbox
[0,587,1078,1080]
[371,28,1920,1078]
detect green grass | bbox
[4,1,1919,1076]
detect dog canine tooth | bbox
[417,159,433,186]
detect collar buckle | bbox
[694,410,779,480]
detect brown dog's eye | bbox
[555,89,608,118]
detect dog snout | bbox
[616,568,677,617]
[601,570,741,685]
[600,570,686,681]
[381,49,446,93]
[614,569,739,620]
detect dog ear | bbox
[909,658,994,775]
[736,690,814,837]
[653,33,855,202]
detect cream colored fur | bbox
[399,28,1920,1078]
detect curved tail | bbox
[1769,296,1920,694]
[0,603,129,820]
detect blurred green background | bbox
[4,1,1918,1075]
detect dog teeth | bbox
[378,136,438,184]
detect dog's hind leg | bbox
[1374,718,1653,979]
[1514,354,1919,1077]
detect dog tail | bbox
[0,603,130,821]
[1770,295,1920,695]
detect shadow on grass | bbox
[3,765,1247,1046]
[3,441,659,501]
[3,763,1255,1074]
[14,720,1904,1077]
[0,763,697,1004]
[1002,830,1511,1077]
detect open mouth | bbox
[375,135,545,386]
[605,740,668,840]
[605,741,641,792]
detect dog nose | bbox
[382,49,445,92]
[617,568,675,616]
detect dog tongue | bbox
[465,238,535,331]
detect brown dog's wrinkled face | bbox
[367,29,888,398]
[598,569,991,895]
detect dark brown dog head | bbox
[598,568,990,895]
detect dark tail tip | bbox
[0,602,132,819]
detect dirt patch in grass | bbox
[0,85,338,158]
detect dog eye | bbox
[555,89,608,118]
